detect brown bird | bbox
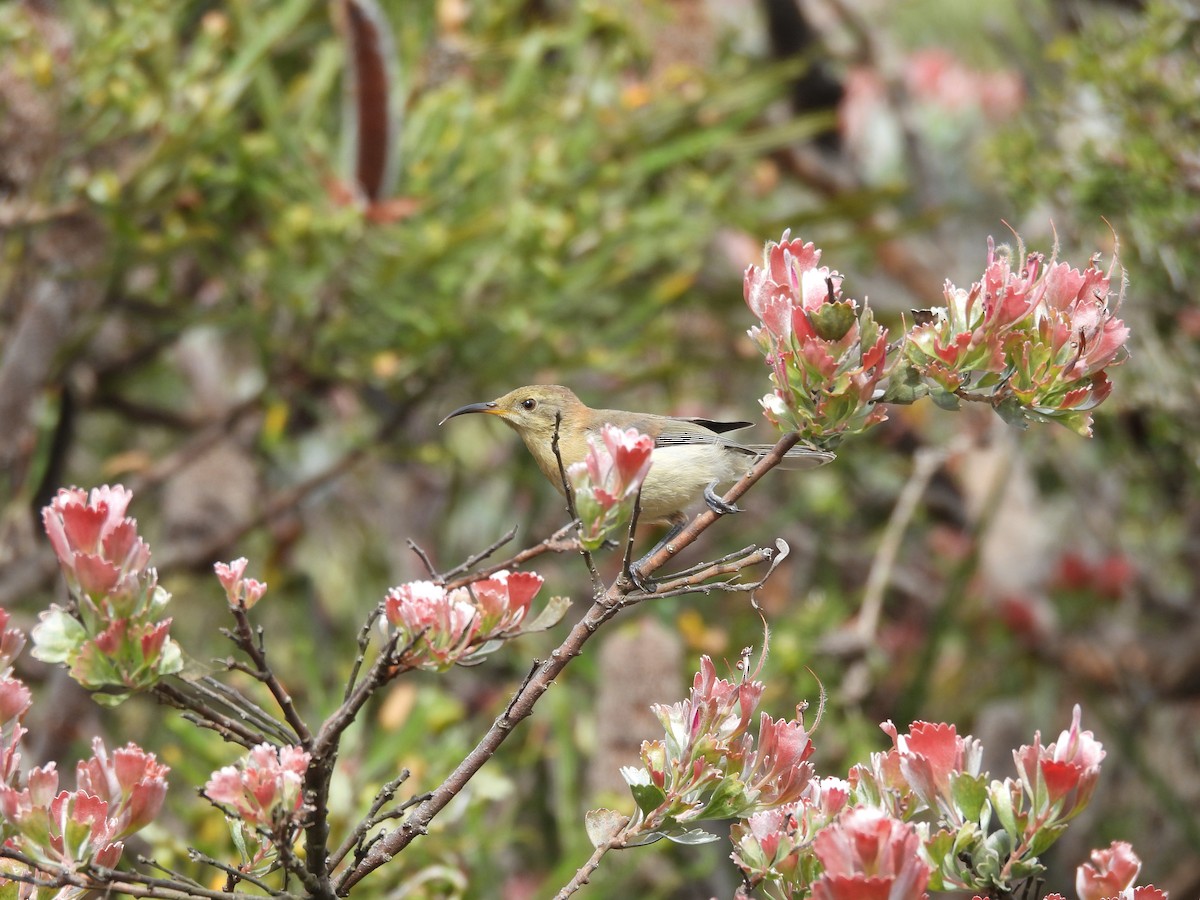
[441,385,833,543]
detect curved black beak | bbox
[439,400,500,426]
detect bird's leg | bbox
[703,481,741,515]
[628,513,688,593]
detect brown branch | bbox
[443,522,579,590]
[553,819,630,899]
[0,847,288,900]
[153,682,269,749]
[225,603,312,745]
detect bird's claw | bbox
[704,481,741,515]
[627,563,657,594]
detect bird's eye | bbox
[521,398,538,411]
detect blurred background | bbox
[1,0,1197,896]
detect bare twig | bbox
[184,849,277,894]
[854,445,949,644]
[632,541,786,600]
[343,603,385,700]
[224,603,312,745]
[190,675,295,746]
[328,770,413,872]
[435,525,519,581]
[153,683,269,749]
[0,847,289,900]
[443,521,578,590]
[553,819,630,899]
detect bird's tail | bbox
[743,444,836,470]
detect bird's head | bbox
[440,385,585,442]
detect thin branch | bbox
[190,675,296,746]
[0,847,287,900]
[328,770,412,871]
[442,521,579,590]
[224,602,312,745]
[630,542,784,600]
[551,411,603,592]
[853,445,949,644]
[343,602,385,701]
[406,538,440,579]
[184,849,277,894]
[553,820,630,899]
[633,432,802,582]
[153,682,269,749]
[434,525,519,581]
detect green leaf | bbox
[29,607,85,664]
[807,300,858,341]
[628,782,667,816]
[950,772,989,822]
[879,365,929,405]
[989,780,1020,838]
[929,387,962,411]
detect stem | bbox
[553,821,629,899]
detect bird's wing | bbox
[676,417,754,435]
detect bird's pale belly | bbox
[636,445,749,523]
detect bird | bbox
[440,385,833,545]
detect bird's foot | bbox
[624,519,687,594]
[627,562,657,594]
[704,481,741,515]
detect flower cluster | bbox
[204,743,311,832]
[847,706,1109,893]
[745,230,1130,441]
[33,486,182,704]
[384,569,563,671]
[973,841,1167,900]
[614,655,815,846]
[904,238,1128,435]
[598,653,1160,899]
[0,610,168,895]
[215,557,269,610]
[745,231,890,443]
[204,743,310,874]
[567,424,654,551]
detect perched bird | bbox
[440,385,833,541]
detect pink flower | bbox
[0,775,126,875]
[41,485,151,602]
[879,720,983,821]
[0,678,31,726]
[384,581,479,670]
[468,569,544,637]
[743,712,816,807]
[205,743,310,830]
[812,806,930,900]
[0,609,26,674]
[905,238,1128,435]
[75,737,169,838]
[567,425,654,550]
[214,558,269,609]
[1076,841,1142,900]
[1013,704,1105,821]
